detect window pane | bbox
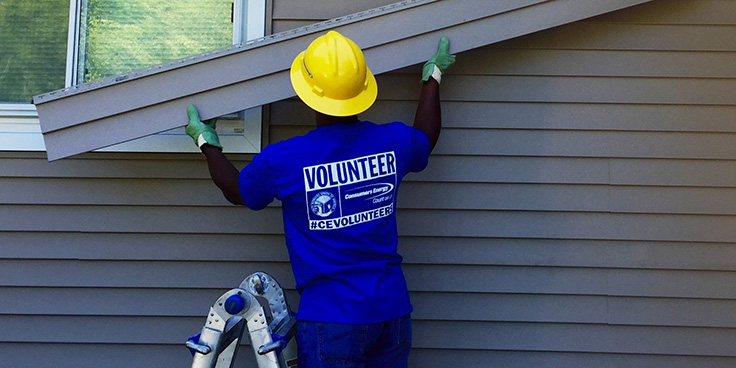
[79,0,234,83]
[0,0,69,103]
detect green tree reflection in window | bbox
[0,0,69,103]
[79,0,233,83]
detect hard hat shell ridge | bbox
[290,31,377,117]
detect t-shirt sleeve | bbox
[406,125,431,173]
[238,151,277,210]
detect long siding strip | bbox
[378,74,736,105]
[33,0,653,160]
[5,345,736,368]
[10,287,736,330]
[6,232,736,272]
[8,179,736,216]
[5,316,736,357]
[5,260,736,300]
[4,205,736,242]
[409,349,736,368]
[273,100,736,132]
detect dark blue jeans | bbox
[296,314,412,368]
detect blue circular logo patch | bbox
[310,191,337,218]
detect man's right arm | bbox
[201,144,245,206]
[186,104,246,206]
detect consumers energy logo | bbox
[303,152,397,231]
[344,183,395,202]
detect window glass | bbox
[0,0,69,103]
[78,0,234,83]
[1,0,263,154]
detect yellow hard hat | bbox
[290,31,377,117]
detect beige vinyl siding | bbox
[3,0,736,367]
[0,152,288,367]
[270,0,736,366]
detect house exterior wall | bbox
[2,0,736,367]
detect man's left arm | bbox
[413,36,455,152]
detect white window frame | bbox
[0,0,266,154]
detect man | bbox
[186,31,455,368]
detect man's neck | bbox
[315,112,359,127]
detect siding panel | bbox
[0,232,290,261]
[410,349,736,368]
[274,99,736,132]
[8,205,735,241]
[379,74,736,105]
[7,260,736,300]
[14,345,735,368]
[0,205,283,233]
[611,159,736,186]
[411,321,736,356]
[435,129,736,159]
[0,260,295,289]
[7,288,736,329]
[40,0,652,160]
[2,344,198,368]
[6,232,736,271]
[498,23,736,51]
[0,153,228,179]
[401,237,736,271]
[591,0,736,24]
[459,48,736,77]
[398,210,736,242]
[415,156,611,184]
[6,316,736,356]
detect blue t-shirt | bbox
[239,120,430,323]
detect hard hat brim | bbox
[290,51,378,117]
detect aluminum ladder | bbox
[186,272,298,368]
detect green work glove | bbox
[185,104,222,150]
[421,36,456,84]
